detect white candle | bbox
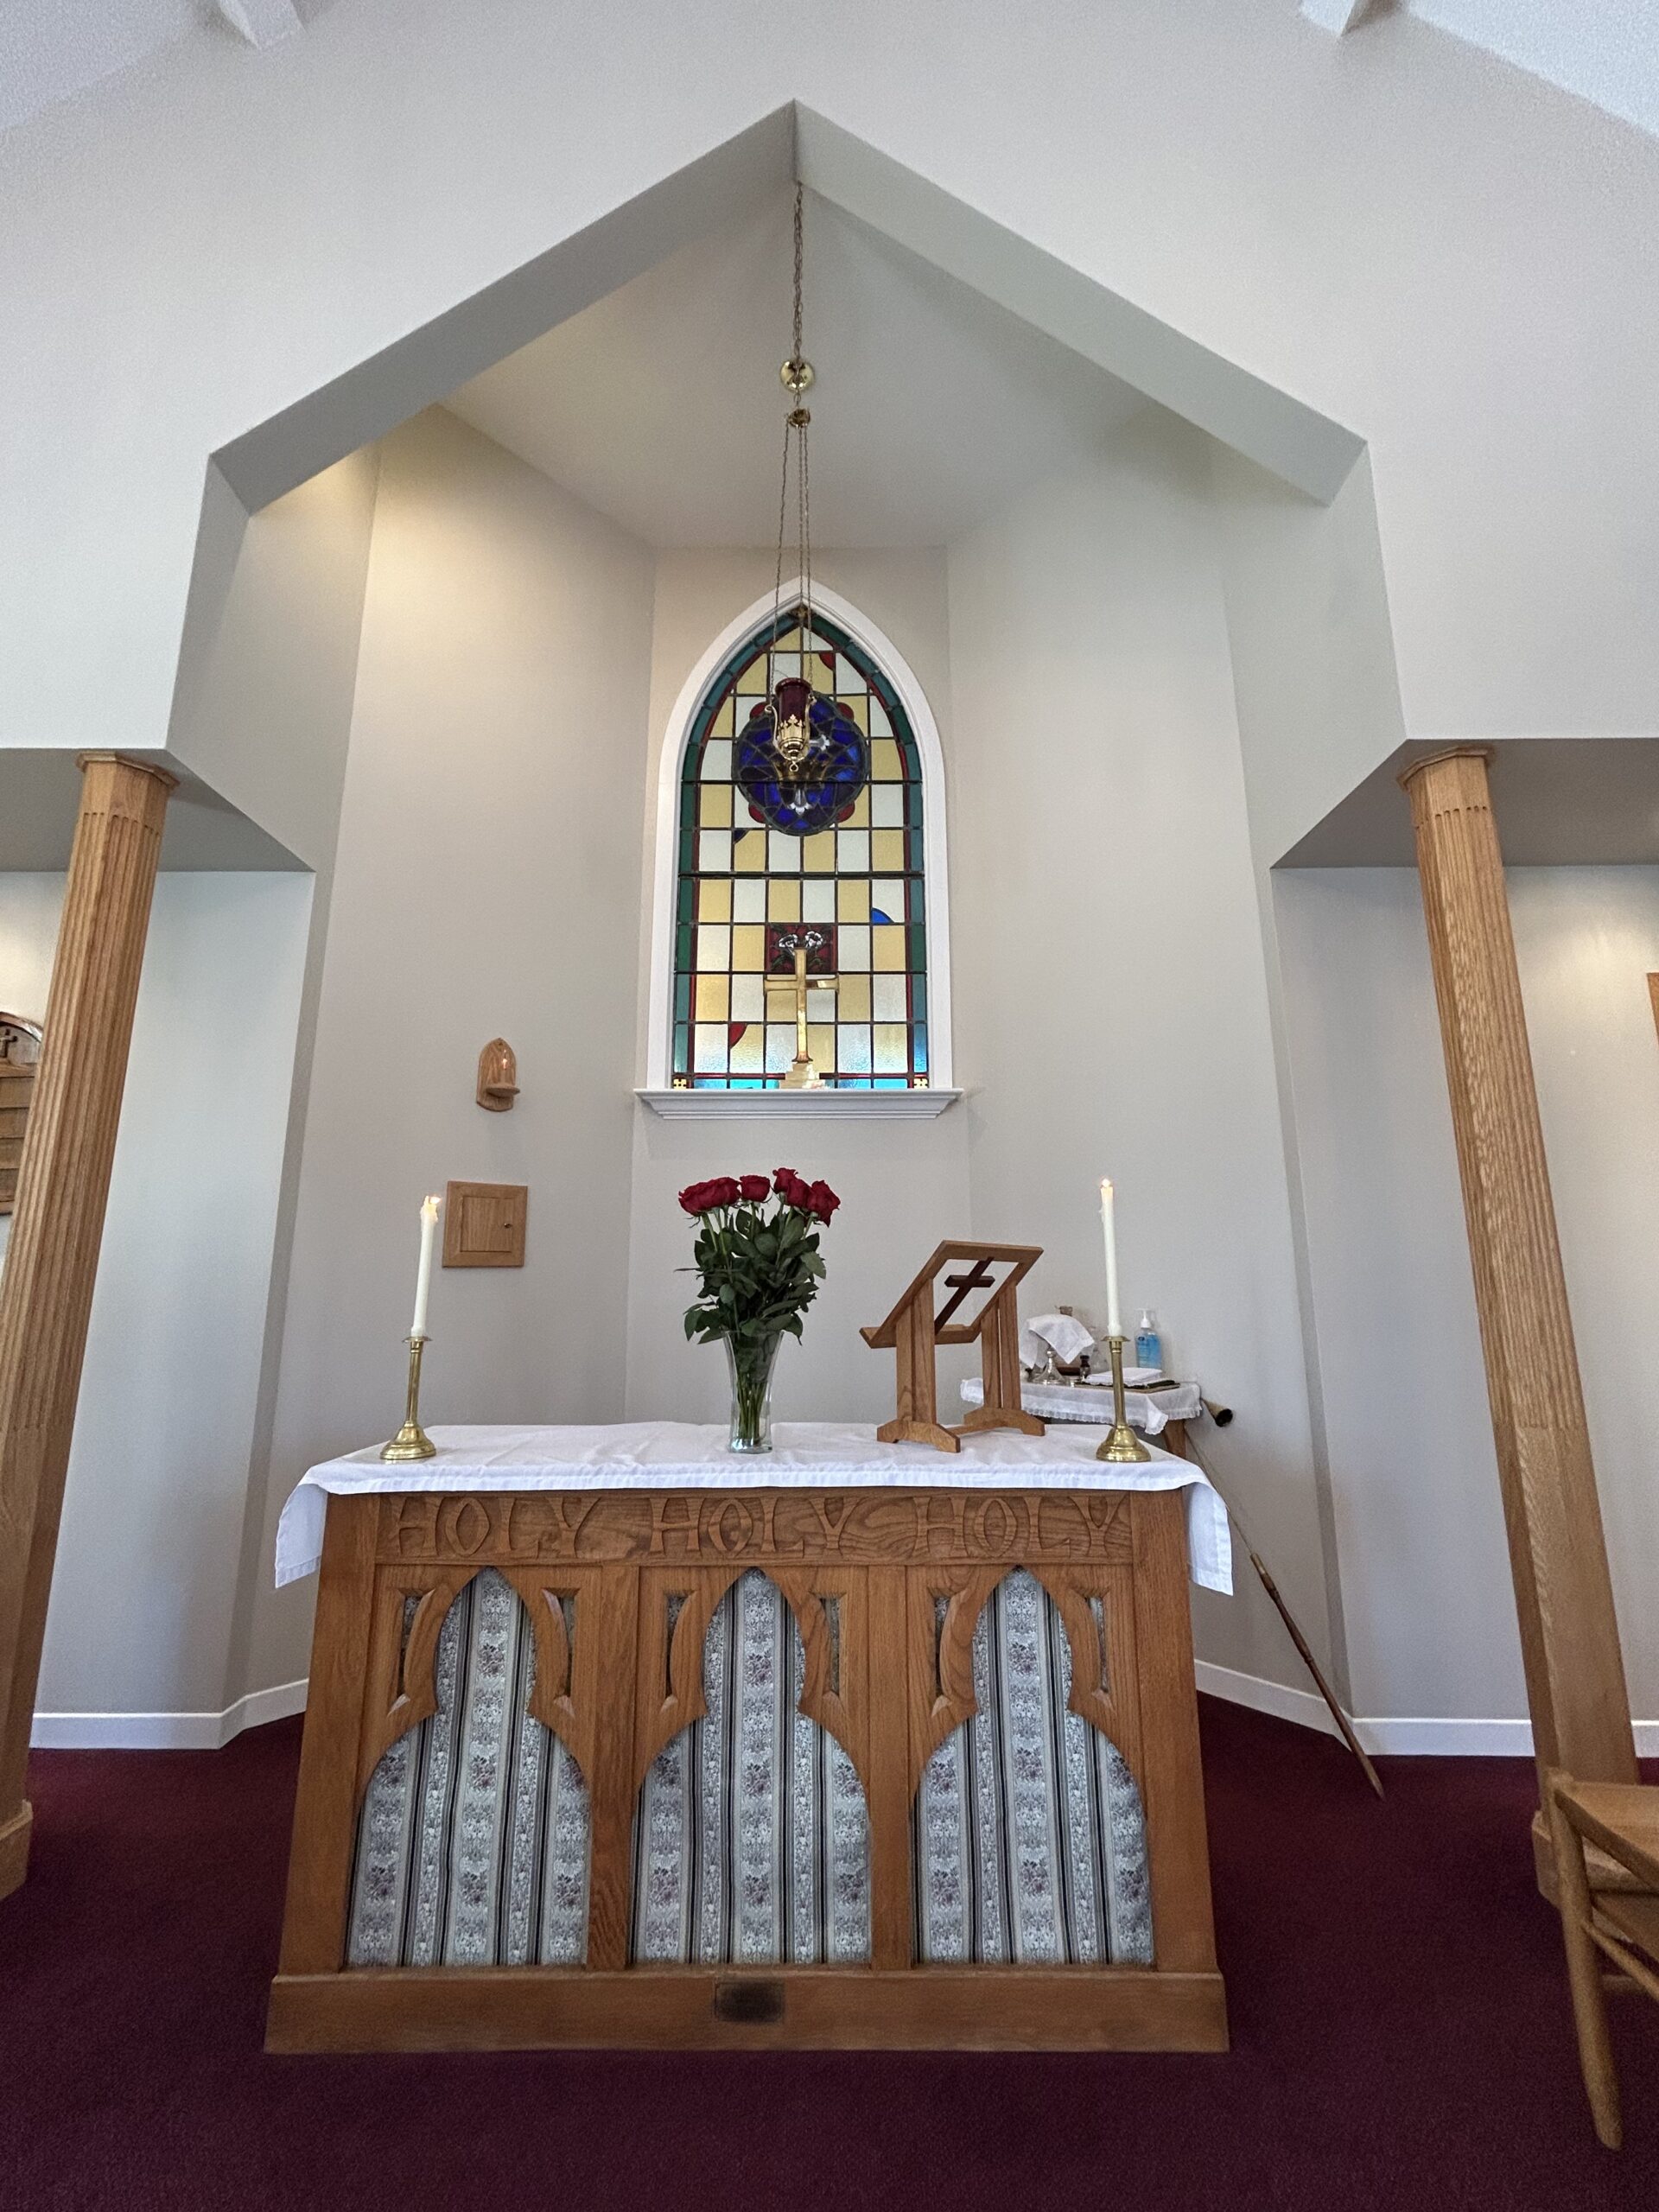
[410,1193,441,1338]
[1099,1178,1122,1340]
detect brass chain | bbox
[770,182,814,701]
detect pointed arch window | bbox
[667,601,938,1094]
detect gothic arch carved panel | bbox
[908,1567,1154,1966]
[345,1567,594,1967]
[630,1567,872,1965]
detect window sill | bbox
[636,1087,962,1121]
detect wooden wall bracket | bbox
[476,1039,518,1112]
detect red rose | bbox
[677,1180,709,1215]
[740,1174,770,1203]
[772,1166,797,1195]
[709,1175,741,1208]
[807,1179,841,1222]
[774,1168,810,1211]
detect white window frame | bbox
[639,577,956,1117]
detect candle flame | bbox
[1100,1179,1112,1198]
[422,1194,442,1218]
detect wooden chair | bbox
[1546,1770,1659,2147]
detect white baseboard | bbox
[1196,1659,1659,1758]
[1197,1659,1340,1738]
[30,1677,308,1751]
[31,1665,1659,1758]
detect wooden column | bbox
[0,753,175,1900]
[1402,748,1635,1791]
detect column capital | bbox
[1397,744,1494,795]
[73,752,180,793]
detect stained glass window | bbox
[671,604,931,1090]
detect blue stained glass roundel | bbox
[734,677,868,836]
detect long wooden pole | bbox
[1401,748,1635,1795]
[0,753,175,1901]
[1178,1430,1382,1796]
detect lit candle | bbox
[410,1194,441,1338]
[1099,1179,1122,1340]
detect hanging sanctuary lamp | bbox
[733,185,870,839]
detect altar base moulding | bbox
[861,1240,1045,1452]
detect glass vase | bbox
[723,1331,781,1453]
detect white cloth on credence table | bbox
[1018,1312,1097,1370]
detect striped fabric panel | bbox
[912,1568,1154,1965]
[346,1569,591,1967]
[344,1567,1147,1974]
[631,1569,872,1965]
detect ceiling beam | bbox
[217,0,305,48]
[1300,0,1376,32]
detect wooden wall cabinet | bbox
[442,1180,527,1268]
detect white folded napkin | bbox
[1083,1363,1163,1388]
[1019,1312,1096,1370]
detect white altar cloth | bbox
[276,1420,1232,1595]
[959,1376,1205,1434]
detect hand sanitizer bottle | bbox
[1135,1309,1162,1373]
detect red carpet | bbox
[3,1698,1656,2209]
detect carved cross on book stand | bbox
[861,1241,1045,1452]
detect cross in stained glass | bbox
[764,929,839,1089]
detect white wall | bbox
[4,0,1657,814]
[168,449,383,874]
[625,546,971,1426]
[1209,444,1407,873]
[3,437,379,1738]
[1276,865,1659,1728]
[243,408,657,1694]
[946,413,1336,1692]
[0,869,315,1734]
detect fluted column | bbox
[0,754,175,1900]
[1402,748,1635,1791]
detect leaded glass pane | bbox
[670,603,932,1090]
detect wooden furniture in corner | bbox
[1546,1770,1659,2148]
[1648,973,1658,1048]
[267,1475,1224,2053]
[0,1067,38,1215]
[860,1241,1045,1452]
[0,1014,43,1214]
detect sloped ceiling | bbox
[446,192,1149,550]
[6,2,1658,141]
[1306,2,1659,139]
[0,0,322,131]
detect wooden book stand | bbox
[861,1241,1046,1452]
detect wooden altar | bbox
[267,1429,1227,2055]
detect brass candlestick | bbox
[1096,1333,1151,1463]
[380,1333,436,1462]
